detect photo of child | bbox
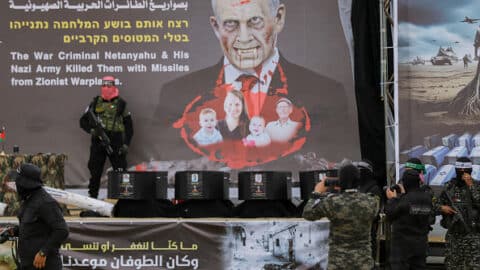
[242,116,271,147]
[193,108,223,146]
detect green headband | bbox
[405,162,425,173]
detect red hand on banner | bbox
[237,74,258,92]
[236,74,259,117]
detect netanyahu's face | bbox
[211,0,285,70]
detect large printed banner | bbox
[0,0,359,186]
[399,1,480,184]
[0,219,329,270]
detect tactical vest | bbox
[441,182,478,234]
[94,97,125,132]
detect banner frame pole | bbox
[380,0,398,186]
[392,0,399,183]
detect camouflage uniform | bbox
[439,180,480,269]
[0,153,68,216]
[303,190,379,270]
[30,153,69,215]
[30,153,65,188]
[1,155,26,216]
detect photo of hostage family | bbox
[193,90,300,147]
[193,94,300,148]
[175,81,307,168]
[153,0,356,168]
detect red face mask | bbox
[101,85,119,101]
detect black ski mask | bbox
[401,169,420,192]
[9,163,43,200]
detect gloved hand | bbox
[118,144,128,155]
[90,128,98,137]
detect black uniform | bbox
[438,179,480,269]
[357,165,382,263]
[11,163,69,270]
[385,171,433,270]
[80,96,133,198]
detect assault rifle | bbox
[443,191,471,233]
[88,109,114,156]
[0,225,17,244]
[0,224,20,268]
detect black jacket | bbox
[385,189,433,240]
[17,188,69,269]
[359,179,382,198]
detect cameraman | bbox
[438,157,480,269]
[384,169,434,269]
[303,164,379,270]
[4,163,69,269]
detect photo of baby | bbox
[193,108,223,146]
[242,116,271,147]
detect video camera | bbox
[319,170,339,188]
[324,178,340,187]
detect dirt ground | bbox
[399,60,480,150]
[399,62,475,103]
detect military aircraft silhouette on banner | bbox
[460,16,480,24]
